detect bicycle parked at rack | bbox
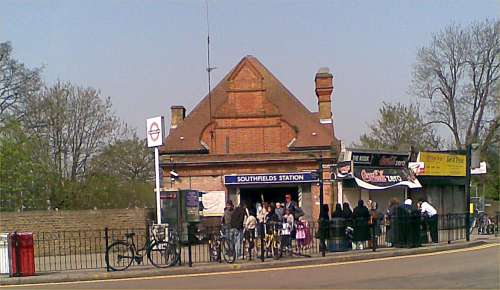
[264,222,282,260]
[208,225,236,264]
[105,224,180,271]
[242,227,256,260]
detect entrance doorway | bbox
[239,186,299,212]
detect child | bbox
[295,216,307,252]
[281,209,294,255]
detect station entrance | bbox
[239,186,299,212]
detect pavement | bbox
[1,235,498,287]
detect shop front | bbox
[412,151,467,215]
[335,149,422,213]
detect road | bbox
[4,244,499,289]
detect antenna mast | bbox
[206,0,215,123]
[205,0,217,148]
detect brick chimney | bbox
[170,106,186,129]
[315,67,333,123]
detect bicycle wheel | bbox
[208,239,219,262]
[254,237,264,258]
[271,237,282,260]
[148,240,180,268]
[222,238,236,264]
[106,241,134,271]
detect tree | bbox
[356,102,441,151]
[0,42,42,122]
[23,81,125,208]
[412,20,499,152]
[0,119,55,211]
[82,134,154,209]
[89,134,154,182]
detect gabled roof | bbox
[161,55,338,154]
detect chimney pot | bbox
[170,106,186,129]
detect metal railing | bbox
[6,213,476,274]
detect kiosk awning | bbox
[352,167,422,190]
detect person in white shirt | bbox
[281,208,295,255]
[243,208,257,257]
[418,199,438,243]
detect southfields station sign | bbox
[224,172,318,185]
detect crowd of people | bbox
[319,197,439,250]
[220,194,439,259]
[221,193,312,258]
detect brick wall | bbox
[0,208,154,233]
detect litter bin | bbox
[328,218,349,252]
[9,232,35,277]
[0,233,9,274]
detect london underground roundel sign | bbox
[146,116,164,147]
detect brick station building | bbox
[160,56,340,220]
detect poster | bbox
[183,190,200,222]
[418,152,466,176]
[202,191,226,216]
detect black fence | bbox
[6,213,494,274]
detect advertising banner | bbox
[418,152,466,176]
[332,161,353,180]
[353,167,422,189]
[351,152,409,167]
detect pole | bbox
[319,156,324,211]
[188,224,193,267]
[104,227,110,272]
[155,147,162,225]
[318,156,325,257]
[465,144,471,242]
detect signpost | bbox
[146,116,165,225]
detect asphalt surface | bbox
[3,244,499,289]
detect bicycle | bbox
[105,225,180,271]
[265,222,282,260]
[242,228,256,260]
[208,225,236,264]
[478,214,495,235]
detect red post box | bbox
[9,232,35,277]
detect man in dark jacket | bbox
[230,202,246,258]
[285,194,304,219]
[352,200,370,250]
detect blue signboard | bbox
[224,172,318,185]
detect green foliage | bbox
[80,134,155,209]
[356,102,441,151]
[475,142,500,201]
[0,119,55,210]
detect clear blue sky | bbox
[2,0,498,144]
